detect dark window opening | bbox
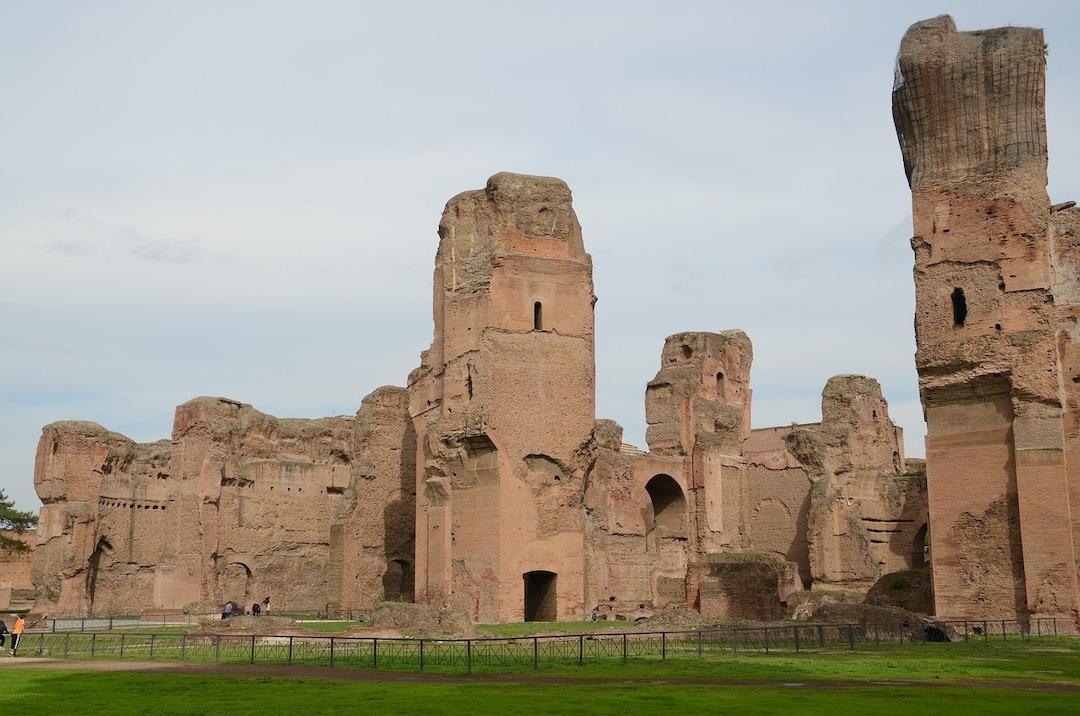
[383,559,414,602]
[524,570,557,621]
[912,524,929,569]
[716,372,725,397]
[681,344,692,359]
[466,365,474,400]
[326,485,345,495]
[533,301,543,330]
[951,288,967,327]
[645,474,686,533]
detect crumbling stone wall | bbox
[408,173,596,622]
[31,171,928,622]
[32,391,414,616]
[894,15,1080,626]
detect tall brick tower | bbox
[408,173,596,622]
[893,16,1080,626]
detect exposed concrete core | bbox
[29,170,929,621]
[894,15,1080,628]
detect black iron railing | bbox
[17,617,1059,673]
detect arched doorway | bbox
[645,474,686,533]
[383,559,414,602]
[87,537,112,613]
[912,524,929,568]
[220,562,253,605]
[523,571,557,622]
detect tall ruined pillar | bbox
[894,16,1080,625]
[409,173,596,622]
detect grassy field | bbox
[1,668,1076,715]
[0,637,1076,714]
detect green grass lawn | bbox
[477,620,628,637]
[0,665,1076,715]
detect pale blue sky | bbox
[2,2,1078,511]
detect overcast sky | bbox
[2,2,1077,511]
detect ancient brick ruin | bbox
[894,16,1080,627]
[29,171,926,621]
[29,14,1077,629]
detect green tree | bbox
[0,490,37,553]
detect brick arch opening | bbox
[383,559,414,602]
[646,474,685,532]
[87,536,113,612]
[523,570,557,622]
[912,523,929,568]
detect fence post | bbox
[120,633,126,658]
[91,632,96,657]
[794,626,800,653]
[697,630,703,658]
[982,620,988,640]
[64,632,70,658]
[37,632,43,656]
[534,637,539,669]
[419,639,424,671]
[109,616,113,631]
[52,619,56,633]
[898,622,903,645]
[150,634,155,659]
[81,618,85,632]
[661,632,667,660]
[578,635,583,666]
[964,621,969,641]
[847,624,854,650]
[1053,618,1058,637]
[215,636,220,662]
[467,639,473,674]
[1002,620,1007,641]
[372,638,378,669]
[329,637,335,667]
[622,633,627,663]
[288,636,293,665]
[1037,619,1041,637]
[181,633,187,660]
[817,625,825,648]
[732,628,737,654]
[764,627,769,654]
[250,635,256,664]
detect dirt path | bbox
[3,658,1079,693]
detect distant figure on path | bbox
[222,601,234,620]
[0,617,7,649]
[9,614,25,656]
[251,602,261,616]
[262,596,271,614]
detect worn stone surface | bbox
[0,531,36,610]
[894,15,1080,627]
[32,172,927,622]
[32,391,414,616]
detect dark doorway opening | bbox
[87,537,113,611]
[951,288,967,327]
[523,570,557,621]
[912,524,929,568]
[533,301,543,330]
[383,559,414,602]
[645,474,686,532]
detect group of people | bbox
[0,614,37,657]
[221,595,271,619]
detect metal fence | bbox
[15,617,1059,673]
[31,609,364,633]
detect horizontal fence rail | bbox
[30,609,367,633]
[16,617,1058,673]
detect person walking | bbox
[261,596,271,614]
[0,617,7,650]
[9,615,25,657]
